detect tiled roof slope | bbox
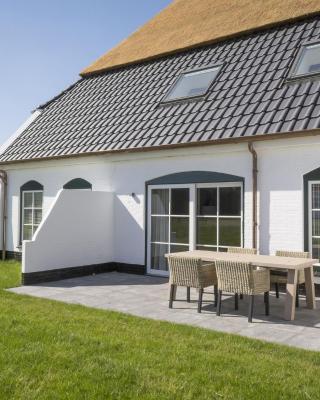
[1,16,320,162]
[81,0,320,75]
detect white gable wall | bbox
[23,190,114,273]
[2,135,320,270]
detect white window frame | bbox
[196,182,243,252]
[147,182,243,276]
[308,181,320,257]
[21,190,43,241]
[288,41,320,81]
[162,65,222,103]
[147,184,194,276]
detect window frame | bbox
[196,182,243,252]
[308,180,320,258]
[21,190,43,242]
[287,40,320,82]
[161,64,223,104]
[147,181,243,276]
[20,187,43,243]
[147,183,194,276]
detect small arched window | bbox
[63,178,92,190]
[20,180,44,242]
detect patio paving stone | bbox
[9,271,320,351]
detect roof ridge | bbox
[81,0,320,76]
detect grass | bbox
[1,261,320,399]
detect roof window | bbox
[289,42,320,80]
[163,66,221,102]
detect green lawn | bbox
[1,261,320,399]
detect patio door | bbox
[147,185,194,276]
[147,182,243,276]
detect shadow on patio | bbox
[9,271,320,351]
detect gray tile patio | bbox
[8,272,320,351]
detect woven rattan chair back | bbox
[215,260,254,295]
[275,250,310,258]
[167,256,202,288]
[227,247,257,255]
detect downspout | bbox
[0,170,8,260]
[248,143,258,250]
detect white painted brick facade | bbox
[2,135,320,270]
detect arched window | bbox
[146,171,244,275]
[20,181,43,242]
[63,178,92,190]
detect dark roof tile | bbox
[2,15,320,162]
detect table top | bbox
[165,250,318,270]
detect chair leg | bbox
[187,286,191,303]
[296,285,299,308]
[169,284,175,309]
[240,293,243,300]
[275,283,279,298]
[248,295,254,322]
[235,293,239,310]
[214,285,218,307]
[198,288,203,313]
[264,292,269,316]
[216,290,222,316]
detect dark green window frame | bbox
[63,178,92,190]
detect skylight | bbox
[163,66,221,102]
[289,42,320,79]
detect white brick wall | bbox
[3,135,320,267]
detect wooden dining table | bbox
[166,250,318,321]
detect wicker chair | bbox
[167,256,217,313]
[270,250,309,307]
[227,247,257,301]
[227,247,257,255]
[215,260,270,322]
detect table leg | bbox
[304,266,316,310]
[284,269,297,321]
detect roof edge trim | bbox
[2,128,320,166]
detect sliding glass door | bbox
[147,182,242,276]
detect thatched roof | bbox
[81,0,320,76]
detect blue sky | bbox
[0,0,171,143]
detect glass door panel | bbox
[151,189,169,214]
[149,187,190,274]
[170,217,189,243]
[151,243,168,271]
[171,188,189,215]
[219,187,241,215]
[196,185,242,251]
[196,217,217,246]
[219,217,241,246]
[151,216,169,242]
[196,187,217,251]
